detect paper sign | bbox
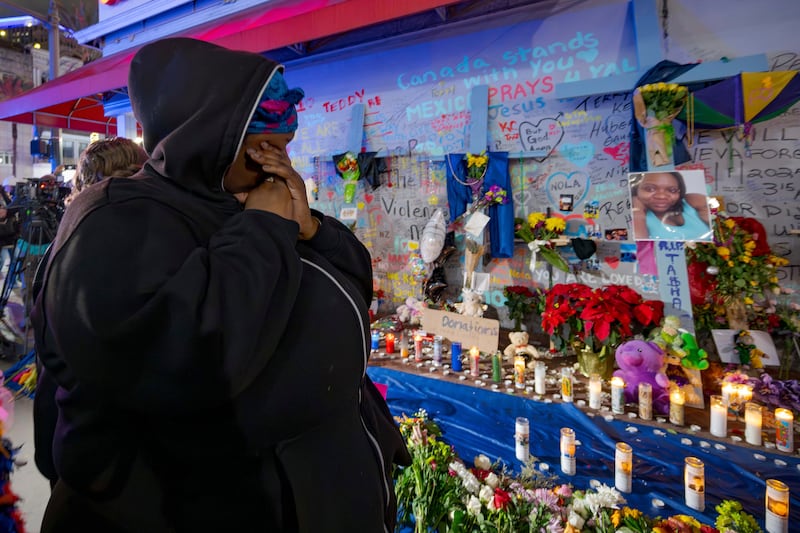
[711,329,780,367]
[421,308,499,354]
[464,211,490,238]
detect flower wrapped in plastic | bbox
[335,151,360,203]
[633,82,688,166]
[514,212,569,273]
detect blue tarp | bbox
[369,366,800,528]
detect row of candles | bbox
[514,418,792,532]
[372,332,796,453]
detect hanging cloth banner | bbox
[445,151,514,258]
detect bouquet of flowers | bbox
[503,285,537,331]
[514,212,569,273]
[688,214,788,330]
[448,185,509,233]
[335,151,360,203]
[633,82,689,166]
[542,283,665,359]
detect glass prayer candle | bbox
[450,341,462,371]
[491,352,502,383]
[400,332,409,359]
[561,367,573,403]
[469,346,480,375]
[384,333,395,354]
[684,457,705,512]
[514,355,526,389]
[432,335,442,365]
[709,395,727,438]
[560,427,576,476]
[765,479,790,533]
[370,331,380,351]
[414,334,423,362]
[738,383,753,404]
[614,442,632,493]
[775,408,794,453]
[638,382,653,421]
[670,388,686,426]
[745,402,763,446]
[515,417,530,462]
[588,374,602,410]
[610,376,625,414]
[721,382,735,406]
[534,361,546,395]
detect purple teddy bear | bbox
[613,340,671,414]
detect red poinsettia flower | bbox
[730,217,770,256]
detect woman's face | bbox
[223,132,294,193]
[636,173,680,215]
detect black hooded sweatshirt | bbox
[32,37,409,532]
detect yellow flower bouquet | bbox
[515,212,569,272]
[633,82,689,166]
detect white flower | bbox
[568,510,585,529]
[474,454,492,470]
[484,472,499,488]
[466,495,483,517]
[479,484,494,504]
[594,483,625,508]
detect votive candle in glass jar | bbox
[491,352,502,383]
[670,388,686,426]
[514,355,526,389]
[709,395,727,438]
[432,335,442,365]
[469,346,480,375]
[638,382,652,421]
[561,367,573,403]
[515,417,530,462]
[384,333,395,354]
[745,402,763,446]
[400,331,409,359]
[414,334,423,362]
[534,361,546,395]
[560,427,576,476]
[765,478,789,533]
[588,374,602,410]
[684,457,705,512]
[610,376,625,414]
[775,408,794,453]
[615,442,632,493]
[371,331,380,351]
[450,341,462,371]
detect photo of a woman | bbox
[629,170,712,241]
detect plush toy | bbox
[453,288,487,318]
[396,296,426,326]
[503,330,539,361]
[613,340,670,414]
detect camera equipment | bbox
[0,177,67,358]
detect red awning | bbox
[0,0,452,134]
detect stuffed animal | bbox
[453,288,487,318]
[504,330,539,361]
[613,340,670,414]
[396,296,426,326]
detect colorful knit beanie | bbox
[246,70,305,134]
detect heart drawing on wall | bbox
[518,114,564,162]
[545,171,591,207]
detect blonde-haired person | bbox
[64,137,147,206]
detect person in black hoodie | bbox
[32,37,409,533]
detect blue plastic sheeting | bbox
[369,366,800,528]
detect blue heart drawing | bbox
[559,142,595,167]
[576,48,599,63]
[545,171,591,207]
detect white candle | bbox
[745,402,762,446]
[534,361,546,395]
[721,382,734,406]
[515,417,530,462]
[684,457,705,512]
[710,395,727,438]
[615,442,632,493]
[414,334,423,362]
[775,408,794,453]
[765,479,790,533]
[610,376,625,414]
[670,388,686,426]
[560,427,576,476]
[588,374,602,410]
[561,367,573,403]
[638,382,652,421]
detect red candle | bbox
[414,334,423,362]
[385,333,395,354]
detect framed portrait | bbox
[559,194,574,212]
[628,170,713,242]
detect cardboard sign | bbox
[421,308,500,354]
[711,329,780,367]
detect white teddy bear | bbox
[503,330,539,361]
[453,288,487,317]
